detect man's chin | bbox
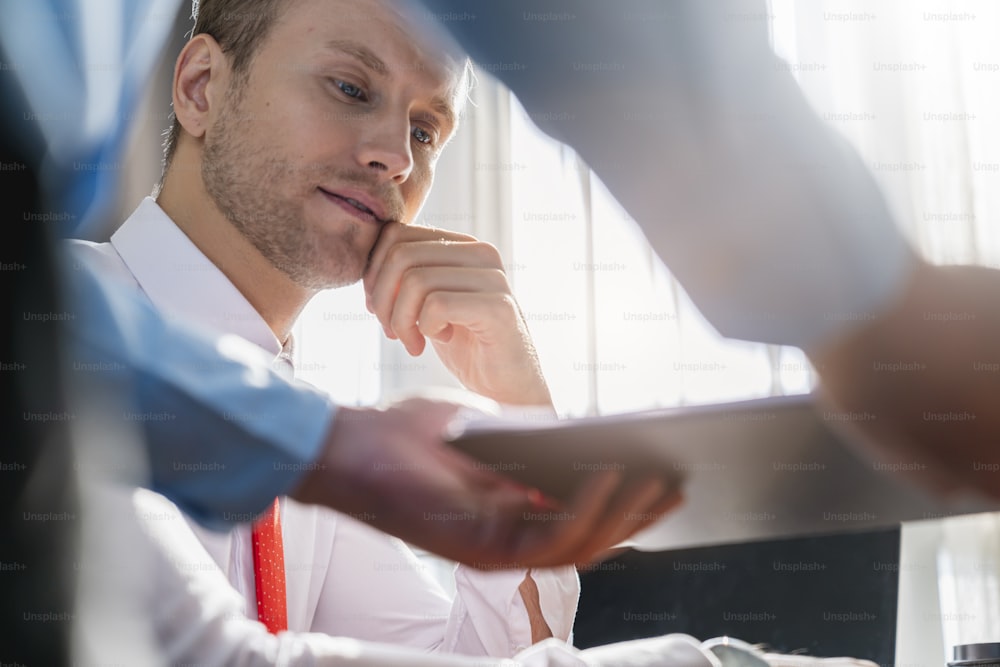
[293,234,370,290]
[271,258,362,291]
[314,260,368,291]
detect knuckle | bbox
[473,242,503,268]
[383,243,409,273]
[491,292,518,317]
[473,293,515,327]
[401,266,430,293]
[382,221,405,244]
[369,291,388,318]
[390,310,410,334]
[487,268,511,291]
[421,290,448,318]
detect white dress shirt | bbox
[68,197,580,658]
[77,484,715,667]
[66,199,875,667]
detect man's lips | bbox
[319,187,389,225]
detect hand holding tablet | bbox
[448,395,996,552]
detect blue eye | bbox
[412,126,433,145]
[335,79,367,101]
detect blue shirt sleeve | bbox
[62,254,334,528]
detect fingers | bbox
[363,223,509,348]
[376,268,510,355]
[493,473,683,569]
[365,236,503,303]
[416,291,518,342]
[597,485,683,555]
[503,471,624,567]
[542,476,667,565]
[297,402,678,570]
[364,221,480,298]
[300,402,684,570]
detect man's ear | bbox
[172,34,228,141]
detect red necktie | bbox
[251,497,288,633]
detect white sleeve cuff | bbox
[453,565,580,657]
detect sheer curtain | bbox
[295,0,1000,656]
[768,0,1000,268]
[505,95,814,417]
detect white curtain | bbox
[295,0,1000,656]
[768,0,1000,269]
[504,95,814,417]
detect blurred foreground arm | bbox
[809,260,1000,500]
[418,0,1000,497]
[415,0,914,348]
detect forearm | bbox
[808,260,1000,499]
[518,573,554,644]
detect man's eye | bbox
[412,126,433,145]
[334,79,367,101]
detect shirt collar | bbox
[111,197,286,360]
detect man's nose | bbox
[356,113,414,183]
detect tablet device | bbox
[447,394,995,551]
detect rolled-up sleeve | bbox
[309,512,580,658]
[449,566,580,657]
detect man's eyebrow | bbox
[323,38,459,131]
[324,39,388,76]
[428,96,458,133]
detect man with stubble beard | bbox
[68,0,680,662]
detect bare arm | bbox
[518,572,554,644]
[808,260,1000,500]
